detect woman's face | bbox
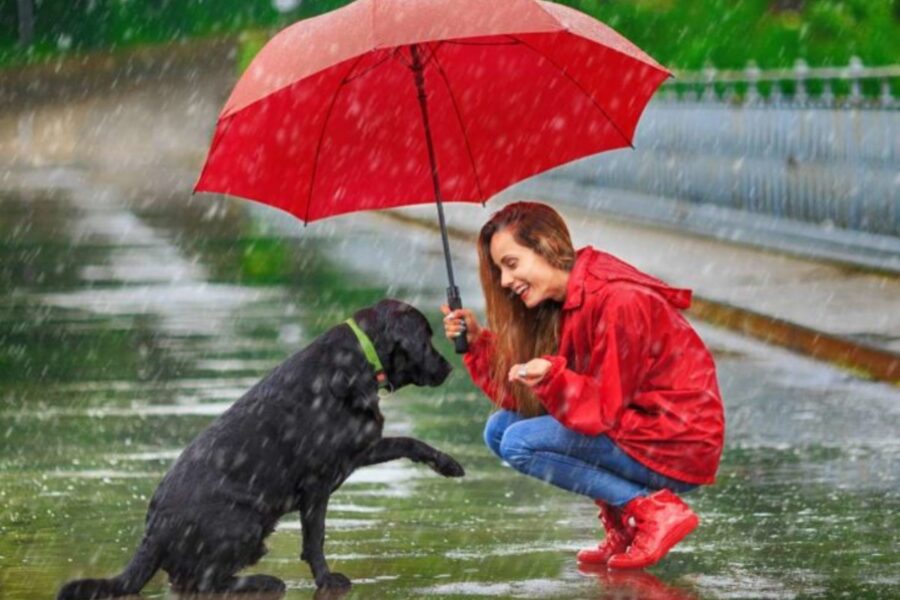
[489,228,568,308]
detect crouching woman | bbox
[441,202,725,569]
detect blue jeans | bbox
[484,410,697,507]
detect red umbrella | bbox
[194,0,669,352]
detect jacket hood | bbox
[563,246,692,311]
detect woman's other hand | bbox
[440,305,482,345]
[508,358,552,387]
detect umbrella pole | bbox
[411,44,468,354]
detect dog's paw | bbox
[314,578,351,600]
[316,572,352,591]
[432,453,465,477]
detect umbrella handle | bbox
[447,286,468,354]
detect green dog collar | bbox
[344,318,389,389]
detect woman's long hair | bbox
[477,202,576,417]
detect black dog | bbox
[58,300,464,599]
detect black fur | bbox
[57,300,463,599]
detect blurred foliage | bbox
[2,0,898,70]
[236,29,270,74]
[0,0,342,67]
[567,0,900,69]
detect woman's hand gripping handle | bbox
[441,304,482,354]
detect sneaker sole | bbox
[576,546,624,565]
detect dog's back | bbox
[153,326,379,510]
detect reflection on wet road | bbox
[1,175,897,599]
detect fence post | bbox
[745,60,761,105]
[821,78,834,107]
[849,56,864,106]
[703,64,717,103]
[880,78,894,108]
[794,59,809,105]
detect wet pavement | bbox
[1,175,898,599]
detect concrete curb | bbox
[378,210,900,386]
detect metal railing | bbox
[555,60,900,242]
[659,57,900,109]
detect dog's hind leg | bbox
[299,491,351,591]
[166,512,271,595]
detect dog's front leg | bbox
[355,437,465,477]
[299,492,350,591]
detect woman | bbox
[441,202,724,569]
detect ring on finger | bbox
[517,366,528,378]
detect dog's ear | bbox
[361,300,417,354]
[379,304,421,354]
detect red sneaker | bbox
[576,501,634,564]
[607,489,699,570]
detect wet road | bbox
[1,172,898,599]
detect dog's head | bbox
[353,299,452,390]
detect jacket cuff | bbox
[462,329,493,367]
[532,354,567,403]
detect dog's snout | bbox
[428,351,453,386]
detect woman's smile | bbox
[513,282,530,302]
[490,228,568,308]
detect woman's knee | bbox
[497,422,538,468]
[483,410,517,458]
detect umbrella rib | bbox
[507,35,634,149]
[343,51,395,84]
[425,44,486,201]
[305,55,368,224]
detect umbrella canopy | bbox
[194,0,670,222]
[195,0,669,352]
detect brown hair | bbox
[477,202,575,417]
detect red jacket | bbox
[464,246,725,485]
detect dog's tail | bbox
[56,536,161,600]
